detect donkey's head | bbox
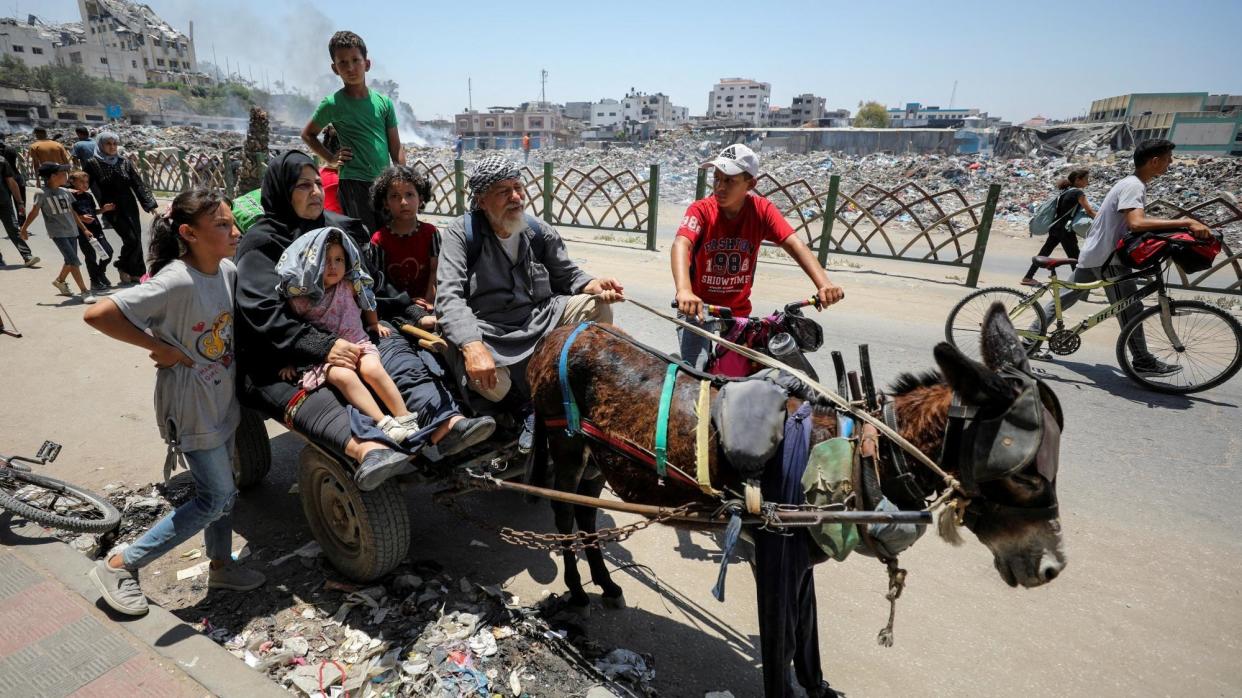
[934,303,1066,588]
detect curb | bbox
[1,521,287,698]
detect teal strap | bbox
[558,322,593,435]
[654,363,679,479]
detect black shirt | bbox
[1052,188,1082,233]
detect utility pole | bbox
[949,80,958,109]
[225,56,231,82]
[540,68,548,106]
[467,77,472,111]
[212,43,220,83]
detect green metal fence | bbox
[409,159,660,250]
[695,170,1000,287]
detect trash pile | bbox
[11,122,302,160]
[408,133,1242,225]
[62,482,656,697]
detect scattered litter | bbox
[180,548,202,560]
[176,561,210,581]
[270,541,322,567]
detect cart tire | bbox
[297,446,409,582]
[232,407,272,490]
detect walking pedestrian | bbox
[0,145,37,267]
[19,163,95,304]
[82,131,157,284]
[1021,168,1095,285]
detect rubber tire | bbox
[297,446,410,582]
[1116,300,1242,394]
[232,407,272,490]
[946,286,1048,358]
[0,470,120,534]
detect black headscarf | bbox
[256,150,326,238]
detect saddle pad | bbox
[711,378,788,478]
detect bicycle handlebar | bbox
[671,296,826,320]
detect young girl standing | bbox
[85,188,264,616]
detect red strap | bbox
[544,417,700,488]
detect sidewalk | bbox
[0,519,285,698]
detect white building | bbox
[78,0,200,83]
[708,77,771,125]
[590,98,622,129]
[0,16,146,84]
[620,90,688,126]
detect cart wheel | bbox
[232,407,272,490]
[297,446,410,582]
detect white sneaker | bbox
[52,279,72,296]
[81,292,98,305]
[378,415,413,445]
[395,412,420,430]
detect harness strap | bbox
[695,379,718,495]
[654,362,679,481]
[558,322,593,435]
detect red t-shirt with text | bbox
[371,222,439,301]
[320,167,342,215]
[675,194,795,316]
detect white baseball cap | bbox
[700,143,760,178]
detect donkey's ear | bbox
[980,302,1031,373]
[934,342,1009,406]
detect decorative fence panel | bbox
[694,170,1000,287]
[1148,197,1242,296]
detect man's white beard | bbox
[494,209,526,237]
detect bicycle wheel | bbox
[1116,300,1242,394]
[0,469,121,534]
[946,287,1048,361]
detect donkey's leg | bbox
[549,434,591,611]
[574,471,625,608]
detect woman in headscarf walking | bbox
[82,131,157,284]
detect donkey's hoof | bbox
[601,592,626,610]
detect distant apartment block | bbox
[769,93,828,127]
[887,102,985,128]
[708,78,771,125]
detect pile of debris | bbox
[64,483,656,697]
[238,107,272,193]
[408,134,1242,226]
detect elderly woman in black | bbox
[82,131,157,283]
[235,151,494,490]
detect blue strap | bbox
[558,322,593,435]
[711,513,743,602]
[653,363,679,480]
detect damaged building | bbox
[1087,92,1242,157]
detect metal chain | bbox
[438,488,693,554]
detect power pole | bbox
[540,68,548,106]
[212,44,220,83]
[468,77,472,111]
[949,80,958,109]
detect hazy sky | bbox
[36,0,1242,124]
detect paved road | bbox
[2,206,1239,696]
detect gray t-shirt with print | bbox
[33,187,79,239]
[109,259,240,452]
[1077,175,1145,269]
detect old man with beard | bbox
[436,156,623,442]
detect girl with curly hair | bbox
[369,165,438,328]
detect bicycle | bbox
[1,441,121,534]
[672,297,825,380]
[945,255,1242,394]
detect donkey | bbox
[525,304,1066,696]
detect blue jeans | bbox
[122,441,236,569]
[677,316,721,370]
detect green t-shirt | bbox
[310,88,398,183]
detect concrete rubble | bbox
[58,482,652,697]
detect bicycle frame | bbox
[1011,263,1186,351]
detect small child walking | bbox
[84,188,265,616]
[20,162,96,304]
[277,226,420,443]
[68,170,114,290]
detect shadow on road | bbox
[1034,358,1237,409]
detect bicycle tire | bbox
[0,470,121,534]
[946,287,1048,360]
[1116,300,1242,394]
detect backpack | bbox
[1114,230,1223,272]
[1028,190,1081,237]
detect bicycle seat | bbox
[1032,256,1077,270]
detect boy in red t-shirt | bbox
[369,165,438,329]
[672,144,844,369]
